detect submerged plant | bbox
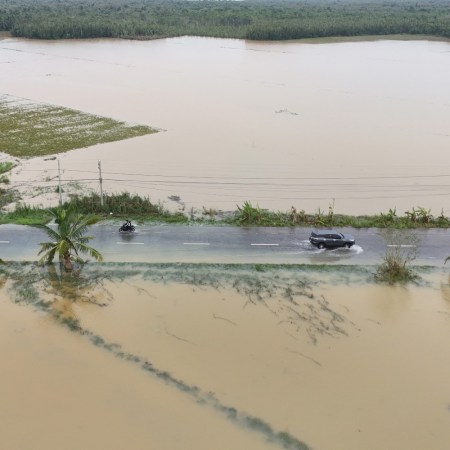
[375,229,420,284]
[0,161,15,174]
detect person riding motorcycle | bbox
[119,220,135,232]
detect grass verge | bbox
[1,195,450,229]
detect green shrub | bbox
[375,229,419,284]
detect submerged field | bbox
[0,95,158,158]
[1,262,450,450]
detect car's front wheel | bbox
[318,242,325,249]
[346,243,353,248]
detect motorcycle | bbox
[119,221,135,232]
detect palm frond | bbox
[38,243,58,264]
[75,243,103,262]
[37,225,62,242]
[37,206,103,269]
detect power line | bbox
[7,160,450,203]
[8,174,450,189]
[17,168,450,181]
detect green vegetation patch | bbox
[2,194,450,229]
[65,192,188,223]
[0,204,51,225]
[0,192,188,225]
[0,95,158,158]
[1,0,450,41]
[0,160,19,208]
[0,161,15,176]
[227,202,450,229]
[375,229,420,284]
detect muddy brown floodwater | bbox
[1,264,450,450]
[1,36,450,215]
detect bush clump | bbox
[375,229,419,284]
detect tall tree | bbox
[38,206,103,271]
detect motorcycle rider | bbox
[122,219,133,231]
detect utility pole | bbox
[98,160,104,207]
[57,159,62,207]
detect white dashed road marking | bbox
[386,245,416,248]
[0,241,10,244]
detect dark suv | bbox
[309,229,355,249]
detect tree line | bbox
[0,0,449,41]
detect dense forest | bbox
[0,0,449,41]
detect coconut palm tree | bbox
[38,206,103,271]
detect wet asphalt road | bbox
[1,224,449,266]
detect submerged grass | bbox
[0,95,158,158]
[0,161,19,208]
[0,161,15,175]
[0,261,373,344]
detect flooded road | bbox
[1,36,450,215]
[1,264,450,450]
[1,223,450,266]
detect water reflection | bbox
[119,230,138,242]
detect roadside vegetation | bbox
[65,192,188,223]
[0,193,188,225]
[374,229,419,284]
[228,201,450,229]
[1,195,449,230]
[0,95,157,158]
[0,0,449,41]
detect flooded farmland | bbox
[1,263,450,450]
[1,36,450,215]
